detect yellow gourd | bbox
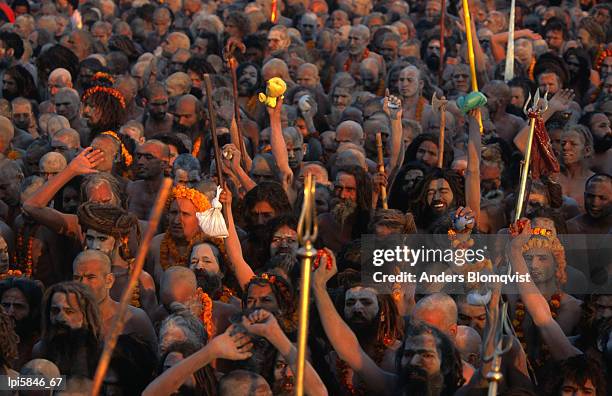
[258,77,287,108]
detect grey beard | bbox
[331,199,357,226]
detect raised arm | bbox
[312,250,397,395]
[465,110,481,224]
[513,89,575,153]
[22,147,104,238]
[508,220,582,361]
[243,309,328,396]
[219,187,255,290]
[268,97,293,191]
[490,30,541,63]
[222,143,256,194]
[383,91,404,176]
[142,325,252,396]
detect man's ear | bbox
[449,323,458,338]
[106,272,115,289]
[302,143,307,156]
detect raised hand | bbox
[313,247,337,288]
[509,218,532,251]
[547,89,575,113]
[219,183,233,206]
[210,324,253,361]
[68,147,103,175]
[267,96,284,119]
[383,89,402,121]
[241,309,281,339]
[222,143,242,171]
[300,95,318,120]
[452,206,475,232]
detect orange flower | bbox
[100,131,133,166]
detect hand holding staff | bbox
[461,0,483,134]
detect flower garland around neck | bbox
[192,136,202,158]
[415,96,426,123]
[594,47,612,72]
[344,48,370,72]
[13,225,37,278]
[528,57,536,81]
[160,186,212,270]
[197,287,214,339]
[336,340,390,395]
[512,292,561,359]
[101,131,133,166]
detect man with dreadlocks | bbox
[508,222,583,369]
[147,185,212,285]
[76,202,157,315]
[32,281,103,378]
[80,83,128,142]
[330,275,404,394]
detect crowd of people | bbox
[0,0,610,394]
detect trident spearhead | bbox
[523,88,549,115]
[297,173,318,244]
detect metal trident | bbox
[483,302,514,396]
[523,88,549,115]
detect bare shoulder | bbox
[561,293,582,311]
[139,270,156,289]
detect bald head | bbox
[219,370,272,396]
[46,114,71,137]
[20,359,61,378]
[39,152,67,177]
[48,68,73,98]
[262,58,290,82]
[336,120,364,146]
[0,115,14,154]
[142,139,170,158]
[52,128,80,148]
[296,63,320,90]
[161,266,197,306]
[73,249,112,274]
[166,72,192,97]
[413,293,458,339]
[456,325,482,366]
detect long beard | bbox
[593,134,612,154]
[398,366,445,396]
[346,314,378,343]
[44,326,100,377]
[174,121,200,138]
[193,269,223,297]
[331,198,357,226]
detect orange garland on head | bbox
[82,85,126,109]
[91,72,115,85]
[160,186,212,270]
[100,131,133,166]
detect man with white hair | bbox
[158,32,190,79]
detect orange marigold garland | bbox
[101,131,133,166]
[336,342,387,395]
[528,57,536,81]
[192,136,202,158]
[513,293,561,354]
[344,48,370,72]
[82,86,126,109]
[415,96,426,123]
[13,226,35,278]
[198,287,214,339]
[594,46,611,71]
[169,185,212,213]
[160,231,204,270]
[91,72,115,85]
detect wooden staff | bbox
[438,0,446,86]
[227,55,247,169]
[461,0,483,133]
[91,178,172,396]
[270,0,278,23]
[432,93,448,168]
[203,74,229,219]
[375,132,388,209]
[504,0,516,82]
[295,173,317,396]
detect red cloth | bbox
[527,110,560,179]
[0,2,14,23]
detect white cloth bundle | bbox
[196,186,228,238]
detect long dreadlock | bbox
[77,202,141,260]
[0,306,19,370]
[41,282,102,341]
[81,85,128,138]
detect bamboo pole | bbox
[461,0,483,133]
[375,132,388,209]
[91,178,173,396]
